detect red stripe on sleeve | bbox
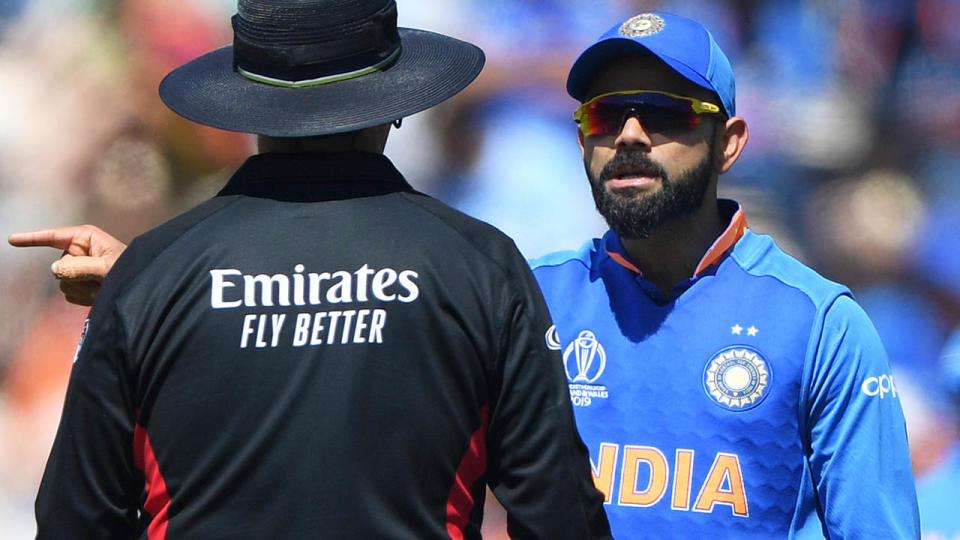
[134,424,171,540]
[445,405,491,540]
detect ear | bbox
[717,116,748,174]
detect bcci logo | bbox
[563,330,607,383]
[703,346,772,411]
[619,13,666,38]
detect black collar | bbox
[217,151,417,202]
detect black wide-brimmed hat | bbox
[159,0,485,137]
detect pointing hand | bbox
[9,225,127,306]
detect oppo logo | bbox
[861,374,898,399]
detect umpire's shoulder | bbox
[397,192,527,269]
[99,196,241,298]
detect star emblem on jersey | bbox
[703,346,772,411]
[619,13,665,38]
[731,324,759,336]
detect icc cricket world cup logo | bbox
[563,330,607,383]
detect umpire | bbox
[33,1,610,538]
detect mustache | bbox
[598,150,667,183]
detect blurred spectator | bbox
[912,202,960,324]
[916,328,960,539]
[1,1,242,534]
[803,168,926,288]
[0,299,89,536]
[414,0,635,258]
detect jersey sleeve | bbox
[804,294,920,538]
[484,253,611,540]
[34,296,140,538]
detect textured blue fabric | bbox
[530,224,920,538]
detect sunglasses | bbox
[573,90,723,137]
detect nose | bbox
[615,111,652,149]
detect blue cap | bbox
[566,12,735,117]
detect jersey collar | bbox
[218,151,416,201]
[603,199,748,277]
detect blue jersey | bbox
[530,202,919,539]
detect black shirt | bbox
[35,152,610,539]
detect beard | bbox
[588,143,716,240]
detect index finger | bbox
[8,227,88,250]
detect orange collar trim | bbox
[605,204,749,277]
[608,251,643,274]
[694,206,748,275]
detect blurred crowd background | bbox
[1,0,959,537]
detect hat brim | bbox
[159,28,484,137]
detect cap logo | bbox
[619,13,665,38]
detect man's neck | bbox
[256,124,391,154]
[620,199,726,298]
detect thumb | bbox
[52,255,112,282]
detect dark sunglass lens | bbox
[580,93,704,137]
[637,104,699,134]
